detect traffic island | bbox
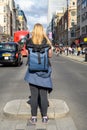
[3,99,69,119]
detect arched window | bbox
[72,2,75,5]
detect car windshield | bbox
[0,43,16,51]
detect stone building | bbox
[57,0,77,46]
[0,0,28,41]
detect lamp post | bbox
[66,0,68,56]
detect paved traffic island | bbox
[3,99,69,119]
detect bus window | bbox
[14,30,29,56]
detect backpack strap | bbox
[37,52,41,64]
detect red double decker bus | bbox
[14,30,30,56]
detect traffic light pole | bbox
[67,0,68,56]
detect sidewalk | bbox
[62,53,87,64]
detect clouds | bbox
[15,0,48,31]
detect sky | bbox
[15,0,48,31]
[14,0,69,32]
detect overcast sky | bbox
[15,0,48,31]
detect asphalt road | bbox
[0,54,87,130]
[51,54,87,130]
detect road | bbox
[0,54,87,130]
[51,54,87,130]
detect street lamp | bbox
[66,0,68,56]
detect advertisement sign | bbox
[84,38,87,42]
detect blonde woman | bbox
[24,23,53,124]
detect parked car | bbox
[0,42,23,66]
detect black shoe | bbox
[42,117,48,124]
[27,96,31,105]
[27,99,31,105]
[30,117,37,125]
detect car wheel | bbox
[15,58,20,67]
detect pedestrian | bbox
[55,44,60,56]
[24,23,53,124]
[77,46,81,56]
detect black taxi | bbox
[0,42,23,66]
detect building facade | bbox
[51,12,64,43]
[0,0,11,41]
[68,0,77,45]
[80,0,87,42]
[17,10,27,31]
[54,0,77,46]
[48,0,66,24]
[76,0,87,44]
[76,0,81,44]
[47,0,66,40]
[0,0,28,41]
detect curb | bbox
[61,54,87,64]
[3,99,69,119]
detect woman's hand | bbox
[48,47,53,58]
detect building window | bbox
[71,20,75,26]
[4,16,6,22]
[71,22,75,26]
[72,2,75,5]
[71,30,75,37]
[77,16,80,23]
[0,0,4,2]
[82,12,87,22]
[82,0,86,9]
[82,26,85,34]
[3,26,6,33]
[3,6,6,12]
[86,26,87,33]
[86,12,87,20]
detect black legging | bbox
[29,84,48,117]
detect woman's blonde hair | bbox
[31,23,52,45]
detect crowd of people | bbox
[54,43,86,56]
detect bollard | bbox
[85,48,87,62]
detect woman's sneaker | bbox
[30,117,37,125]
[42,117,48,124]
